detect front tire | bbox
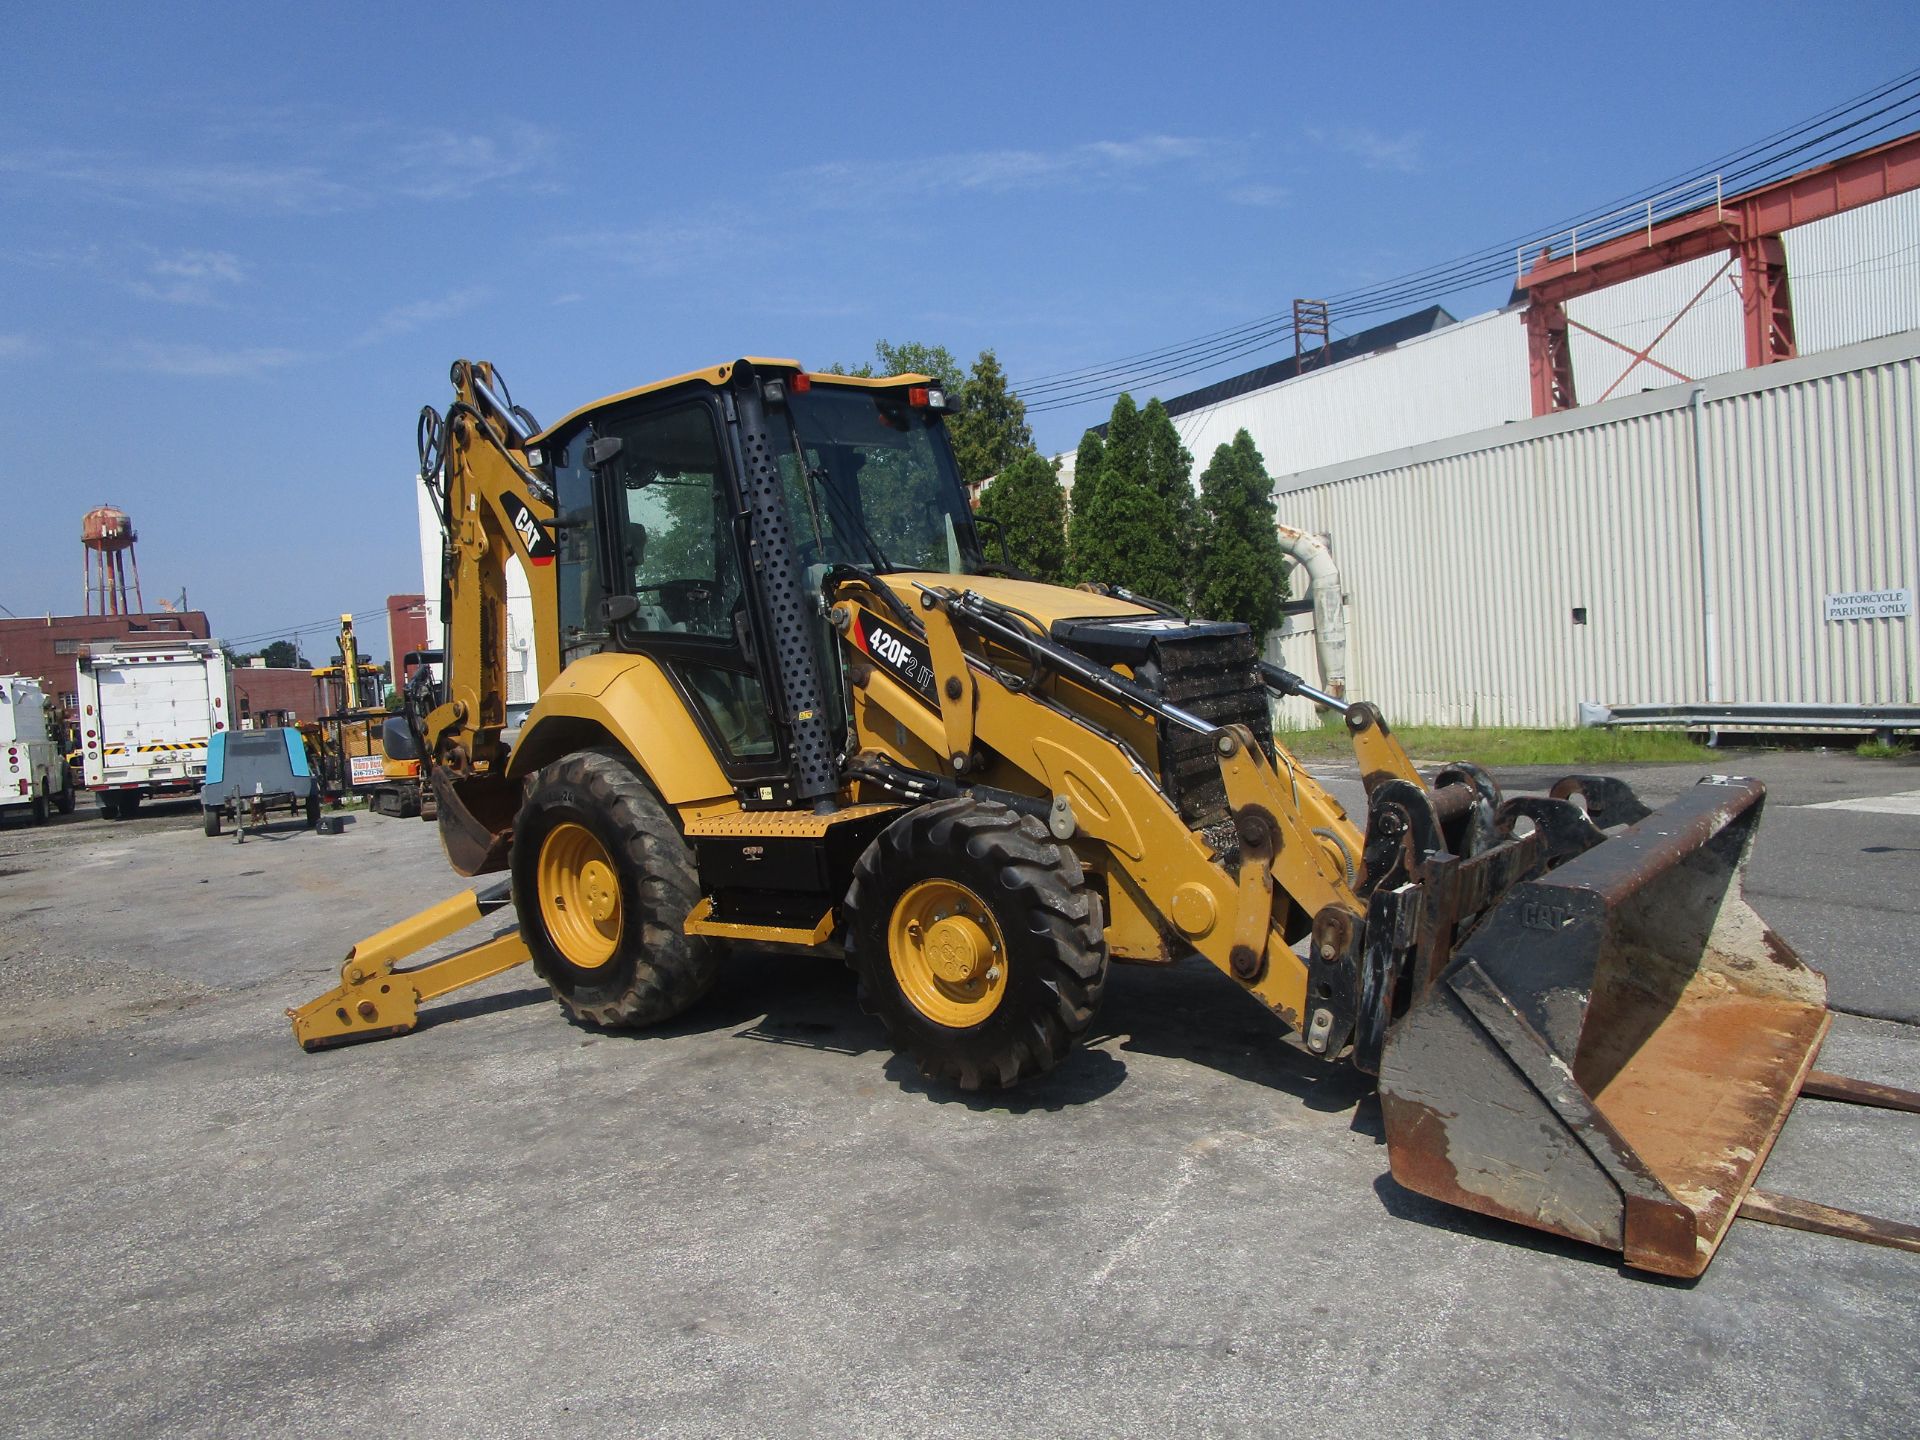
[54,778,75,815]
[305,791,320,829]
[204,808,221,837]
[844,797,1108,1091]
[510,748,719,1028]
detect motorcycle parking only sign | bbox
[1824,588,1912,622]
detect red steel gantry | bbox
[1516,131,1920,416]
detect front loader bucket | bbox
[1378,778,1829,1277]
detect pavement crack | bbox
[1088,1136,1221,1288]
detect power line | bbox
[1012,67,1920,417]
[221,607,389,652]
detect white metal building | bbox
[1262,328,1919,729]
[1047,187,1920,731]
[1094,189,1920,489]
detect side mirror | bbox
[586,435,624,469]
[599,595,640,624]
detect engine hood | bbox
[875,572,1154,627]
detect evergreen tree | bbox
[975,451,1067,581]
[1140,398,1198,569]
[1192,429,1291,634]
[948,350,1032,490]
[1066,428,1107,583]
[1066,394,1186,604]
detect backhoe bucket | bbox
[1378,778,1829,1277]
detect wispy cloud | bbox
[789,134,1216,207]
[0,333,38,360]
[0,147,355,212]
[384,123,554,200]
[1228,182,1289,208]
[112,340,307,378]
[0,118,557,214]
[1309,126,1424,173]
[557,219,757,276]
[353,287,492,347]
[128,248,247,305]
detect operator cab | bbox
[536,362,982,806]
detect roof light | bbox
[908,386,930,407]
[927,387,948,410]
[792,372,812,393]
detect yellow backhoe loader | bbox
[291,358,1919,1277]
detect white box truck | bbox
[0,675,73,825]
[77,640,233,819]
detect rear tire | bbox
[30,787,49,825]
[305,791,320,828]
[510,748,719,1028]
[204,808,221,837]
[844,797,1107,1091]
[54,778,74,815]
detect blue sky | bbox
[3,1,1915,658]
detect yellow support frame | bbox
[844,587,1383,1035]
[287,887,532,1050]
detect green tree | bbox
[948,350,1032,490]
[1067,394,1187,604]
[1141,398,1197,568]
[1066,428,1107,582]
[261,639,311,670]
[1192,429,1291,634]
[873,339,963,386]
[976,451,1067,581]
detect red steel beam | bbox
[1517,129,1920,412]
[1519,130,1920,305]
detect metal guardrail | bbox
[1579,701,1920,734]
[1517,176,1725,283]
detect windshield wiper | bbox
[803,461,895,575]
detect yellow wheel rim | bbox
[537,822,623,970]
[887,878,1007,1028]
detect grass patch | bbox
[1856,737,1914,759]
[1275,722,1710,767]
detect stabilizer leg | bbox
[288,881,530,1050]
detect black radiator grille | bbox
[1150,632,1273,827]
[1049,615,1273,830]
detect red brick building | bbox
[0,611,211,713]
[233,664,326,726]
[387,594,429,675]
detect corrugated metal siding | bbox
[1783,188,1920,354]
[1265,331,1920,727]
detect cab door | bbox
[578,395,789,798]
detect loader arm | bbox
[415,360,561,872]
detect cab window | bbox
[599,402,742,640]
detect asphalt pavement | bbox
[0,753,1914,1438]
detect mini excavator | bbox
[291,358,1919,1277]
